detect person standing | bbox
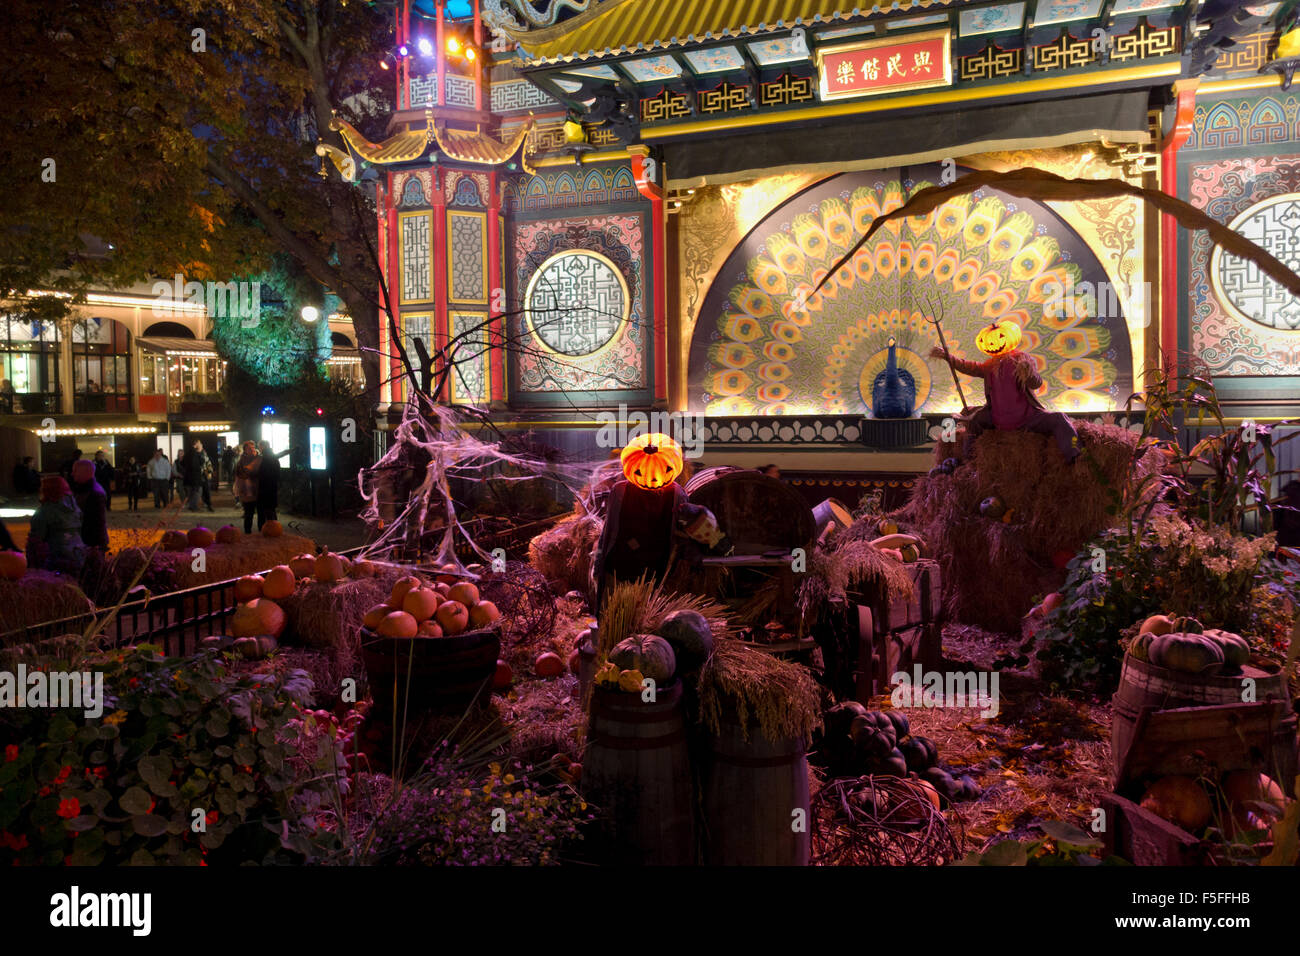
[234,440,261,533]
[11,456,39,495]
[147,449,172,508]
[119,456,144,511]
[27,476,87,575]
[183,439,212,512]
[60,448,83,482]
[221,444,237,492]
[93,449,115,510]
[255,440,282,529]
[70,459,109,551]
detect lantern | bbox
[620,433,684,490]
[975,319,1023,356]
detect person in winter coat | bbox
[183,439,214,512]
[256,440,283,528]
[147,449,172,507]
[93,449,115,510]
[119,456,145,511]
[70,459,109,551]
[234,441,261,533]
[26,476,87,574]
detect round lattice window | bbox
[524,250,629,356]
[1210,193,1300,332]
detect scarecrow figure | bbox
[930,318,1079,464]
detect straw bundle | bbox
[696,636,823,744]
[0,573,94,642]
[900,420,1162,631]
[279,564,410,653]
[799,535,915,621]
[527,514,601,597]
[595,574,731,658]
[112,533,316,595]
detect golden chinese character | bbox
[861,57,880,81]
[836,60,855,85]
[887,53,904,77]
[913,50,932,74]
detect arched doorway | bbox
[142,321,197,338]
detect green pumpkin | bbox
[1128,631,1156,663]
[609,633,677,683]
[1204,628,1250,671]
[1148,632,1225,674]
[655,609,714,670]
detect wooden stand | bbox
[699,552,802,630]
[851,559,942,700]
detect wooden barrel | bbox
[360,625,500,721]
[702,717,811,865]
[812,497,854,539]
[1112,657,1297,792]
[582,680,695,865]
[684,466,815,556]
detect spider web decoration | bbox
[356,399,614,574]
[477,560,558,649]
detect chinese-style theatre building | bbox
[330,0,1300,507]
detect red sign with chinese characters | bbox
[817,30,952,101]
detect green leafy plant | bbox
[0,645,342,865]
[956,821,1126,866]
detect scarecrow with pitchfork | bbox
[922,294,1079,465]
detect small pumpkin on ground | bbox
[215,525,240,544]
[535,652,564,678]
[0,551,26,580]
[1141,775,1212,831]
[262,520,284,537]
[609,634,677,683]
[492,659,513,690]
[187,527,215,548]
[231,598,286,640]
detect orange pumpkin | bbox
[289,553,317,580]
[975,318,1023,356]
[435,563,461,585]
[215,525,241,544]
[1141,775,1212,832]
[377,610,418,639]
[416,620,444,638]
[231,598,286,639]
[402,587,441,622]
[390,575,423,607]
[468,600,501,629]
[446,582,479,607]
[492,659,513,690]
[262,565,296,600]
[314,550,345,582]
[187,527,216,548]
[234,574,264,602]
[535,652,564,678]
[262,520,284,537]
[620,432,684,490]
[362,604,391,630]
[434,599,469,636]
[0,551,27,580]
[433,581,451,596]
[351,559,376,578]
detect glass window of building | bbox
[71,318,132,413]
[0,313,61,414]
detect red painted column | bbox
[629,148,668,404]
[432,167,450,403]
[487,168,505,403]
[1160,79,1199,388]
[474,0,484,112]
[385,182,403,407]
[435,2,445,110]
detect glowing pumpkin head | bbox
[975,319,1023,357]
[620,433,684,491]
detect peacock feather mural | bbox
[688,165,1133,416]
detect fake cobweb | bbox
[356,399,619,576]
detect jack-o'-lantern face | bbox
[975,319,1022,356]
[620,433,683,490]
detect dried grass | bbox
[112,533,316,595]
[595,574,732,658]
[498,676,586,764]
[899,421,1162,630]
[697,636,823,744]
[0,573,94,642]
[800,536,915,621]
[528,514,601,597]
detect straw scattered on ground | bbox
[112,532,316,594]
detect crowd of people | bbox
[10,439,287,582]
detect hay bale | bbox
[112,533,317,595]
[0,572,94,641]
[899,420,1162,631]
[279,566,409,652]
[527,514,601,597]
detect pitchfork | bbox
[917,289,971,414]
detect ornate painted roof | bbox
[322,112,535,173]
[432,120,535,164]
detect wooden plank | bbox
[1119,701,1297,785]
[1102,792,1207,866]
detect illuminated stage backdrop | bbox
[688,165,1134,416]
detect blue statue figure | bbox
[871,337,917,418]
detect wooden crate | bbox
[851,560,942,699]
[1100,792,1209,866]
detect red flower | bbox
[128,677,139,687]
[3,744,17,762]
[2,832,29,850]
[54,765,72,784]
[56,798,80,819]
[205,810,218,824]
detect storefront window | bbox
[0,314,61,414]
[71,318,132,413]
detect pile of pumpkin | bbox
[158,521,287,551]
[362,569,501,641]
[1139,771,1288,841]
[0,551,28,580]
[593,610,715,694]
[1126,613,1251,675]
[224,549,378,659]
[870,519,925,564]
[818,701,980,808]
